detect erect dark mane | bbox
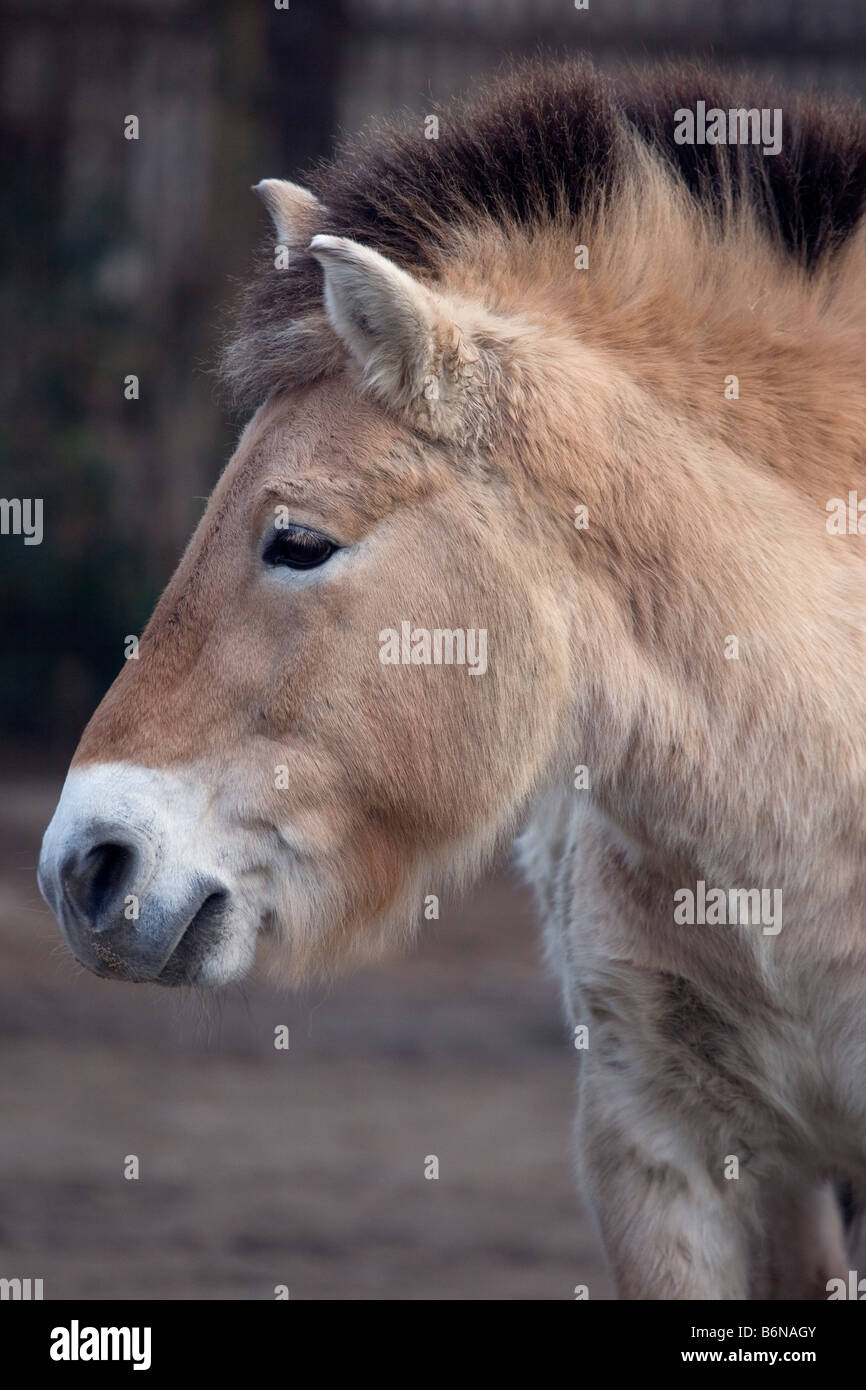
[221,58,866,410]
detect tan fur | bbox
[61,94,866,1298]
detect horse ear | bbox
[253,180,324,245]
[309,234,479,434]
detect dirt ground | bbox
[0,774,612,1300]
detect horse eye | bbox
[263,524,337,570]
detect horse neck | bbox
[530,377,866,893]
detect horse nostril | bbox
[62,840,137,927]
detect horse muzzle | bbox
[38,763,255,985]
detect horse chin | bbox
[155,896,260,988]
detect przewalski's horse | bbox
[39,61,866,1299]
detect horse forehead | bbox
[234,380,433,497]
[225,386,452,529]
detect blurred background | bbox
[0,0,863,1299]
